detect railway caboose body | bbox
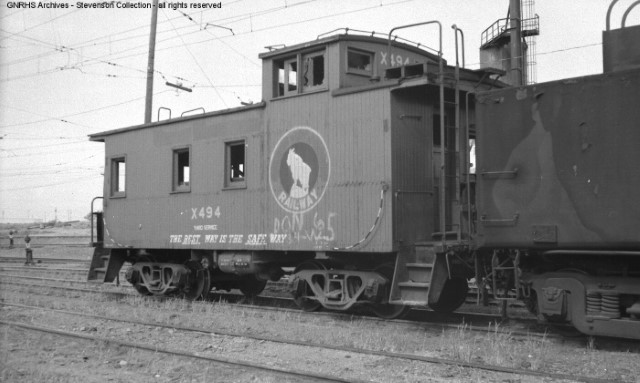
[88,1,640,340]
[89,32,491,315]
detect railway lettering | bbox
[379,51,410,67]
[269,234,287,244]
[245,234,267,246]
[204,234,218,243]
[194,224,218,231]
[191,206,221,220]
[182,234,201,245]
[278,189,318,212]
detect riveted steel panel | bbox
[476,69,640,249]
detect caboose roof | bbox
[258,33,442,63]
[88,101,266,142]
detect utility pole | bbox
[144,0,159,124]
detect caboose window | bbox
[302,52,325,89]
[274,50,326,97]
[286,58,298,93]
[276,60,285,96]
[110,156,126,197]
[173,147,190,192]
[347,48,373,75]
[225,140,246,188]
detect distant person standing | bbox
[24,233,34,266]
[9,230,14,248]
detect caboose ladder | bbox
[390,242,436,305]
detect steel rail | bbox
[0,302,623,383]
[0,279,131,298]
[0,256,90,263]
[1,277,549,341]
[0,319,361,383]
[1,270,530,312]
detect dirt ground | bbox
[1,231,639,382]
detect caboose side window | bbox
[172,147,190,193]
[286,58,298,94]
[347,48,373,75]
[302,51,325,89]
[225,140,246,188]
[110,156,126,197]
[274,50,326,97]
[275,57,298,97]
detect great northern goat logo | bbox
[269,127,330,213]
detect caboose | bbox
[89,2,640,339]
[88,27,491,319]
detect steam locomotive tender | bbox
[89,10,640,339]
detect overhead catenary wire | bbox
[0,0,311,72]
[162,9,228,107]
[0,90,173,130]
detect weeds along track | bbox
[3,272,639,382]
[0,301,622,383]
[0,265,550,340]
[1,270,546,341]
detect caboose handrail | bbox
[388,21,445,250]
[318,27,439,54]
[622,1,640,28]
[607,0,620,30]
[90,196,103,246]
[605,0,640,30]
[451,25,465,68]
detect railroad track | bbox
[0,256,90,263]
[0,263,534,323]
[0,301,622,383]
[0,272,555,341]
[0,318,357,383]
[0,263,528,310]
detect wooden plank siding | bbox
[95,34,457,254]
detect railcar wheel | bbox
[178,261,207,300]
[428,277,469,313]
[292,261,324,312]
[370,263,410,319]
[239,276,267,297]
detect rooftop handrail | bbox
[622,0,640,28]
[317,27,439,54]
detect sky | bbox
[0,0,638,223]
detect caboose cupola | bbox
[259,30,442,102]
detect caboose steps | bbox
[87,248,126,283]
[87,247,110,282]
[390,243,437,305]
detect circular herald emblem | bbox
[269,127,331,213]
